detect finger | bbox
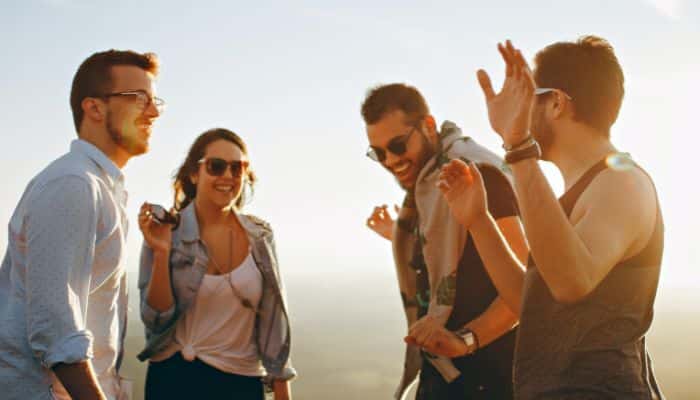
[468,162,484,187]
[477,69,496,101]
[498,42,513,77]
[515,49,536,89]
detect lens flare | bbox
[605,152,635,171]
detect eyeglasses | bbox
[366,125,419,163]
[535,87,572,100]
[101,90,166,113]
[198,157,249,177]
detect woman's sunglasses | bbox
[198,157,249,177]
[366,125,418,163]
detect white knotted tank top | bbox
[151,252,265,376]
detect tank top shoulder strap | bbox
[558,158,610,217]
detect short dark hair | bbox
[361,83,430,125]
[533,35,624,136]
[70,50,159,133]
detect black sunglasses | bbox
[198,157,249,177]
[366,125,418,163]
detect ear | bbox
[81,97,106,123]
[550,92,569,120]
[190,171,199,186]
[422,114,439,145]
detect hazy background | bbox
[1,0,699,398]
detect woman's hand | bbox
[273,380,291,400]
[366,204,398,241]
[438,160,488,229]
[138,202,172,254]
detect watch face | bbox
[463,333,475,347]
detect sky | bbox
[1,0,699,309]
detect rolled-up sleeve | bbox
[137,242,175,334]
[25,176,97,368]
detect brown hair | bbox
[533,35,624,136]
[70,50,159,133]
[361,83,430,125]
[173,128,257,211]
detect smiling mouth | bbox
[392,161,412,179]
[214,185,234,193]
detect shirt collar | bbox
[70,139,124,188]
[178,202,267,244]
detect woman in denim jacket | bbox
[137,128,295,399]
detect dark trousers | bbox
[416,361,513,400]
[145,352,264,400]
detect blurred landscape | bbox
[121,271,700,399]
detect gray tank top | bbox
[514,158,664,400]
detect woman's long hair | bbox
[172,128,256,212]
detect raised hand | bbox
[366,204,398,241]
[138,202,172,254]
[438,160,487,229]
[477,40,536,146]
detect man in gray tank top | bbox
[410,36,665,399]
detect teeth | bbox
[394,163,410,174]
[215,185,233,192]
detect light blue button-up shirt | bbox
[0,139,129,400]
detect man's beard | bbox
[106,110,147,156]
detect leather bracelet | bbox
[502,134,533,151]
[505,140,541,164]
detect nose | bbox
[383,150,402,170]
[144,99,160,118]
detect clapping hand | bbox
[477,40,536,147]
[366,204,399,241]
[438,160,487,229]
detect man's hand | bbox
[404,315,469,358]
[438,160,488,229]
[53,361,106,400]
[273,379,291,400]
[477,40,536,147]
[366,204,398,241]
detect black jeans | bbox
[145,352,264,400]
[416,356,514,400]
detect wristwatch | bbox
[454,327,479,356]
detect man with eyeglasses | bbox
[361,83,528,399]
[0,50,163,400]
[413,36,665,399]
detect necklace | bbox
[208,228,256,312]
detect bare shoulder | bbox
[584,165,657,209]
[572,164,658,249]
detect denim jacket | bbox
[136,203,296,382]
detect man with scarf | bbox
[362,83,528,399]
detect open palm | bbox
[477,40,536,146]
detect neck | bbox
[548,125,617,190]
[194,197,235,228]
[79,125,130,168]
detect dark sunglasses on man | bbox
[198,157,249,177]
[366,124,419,163]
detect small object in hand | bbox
[148,204,180,229]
